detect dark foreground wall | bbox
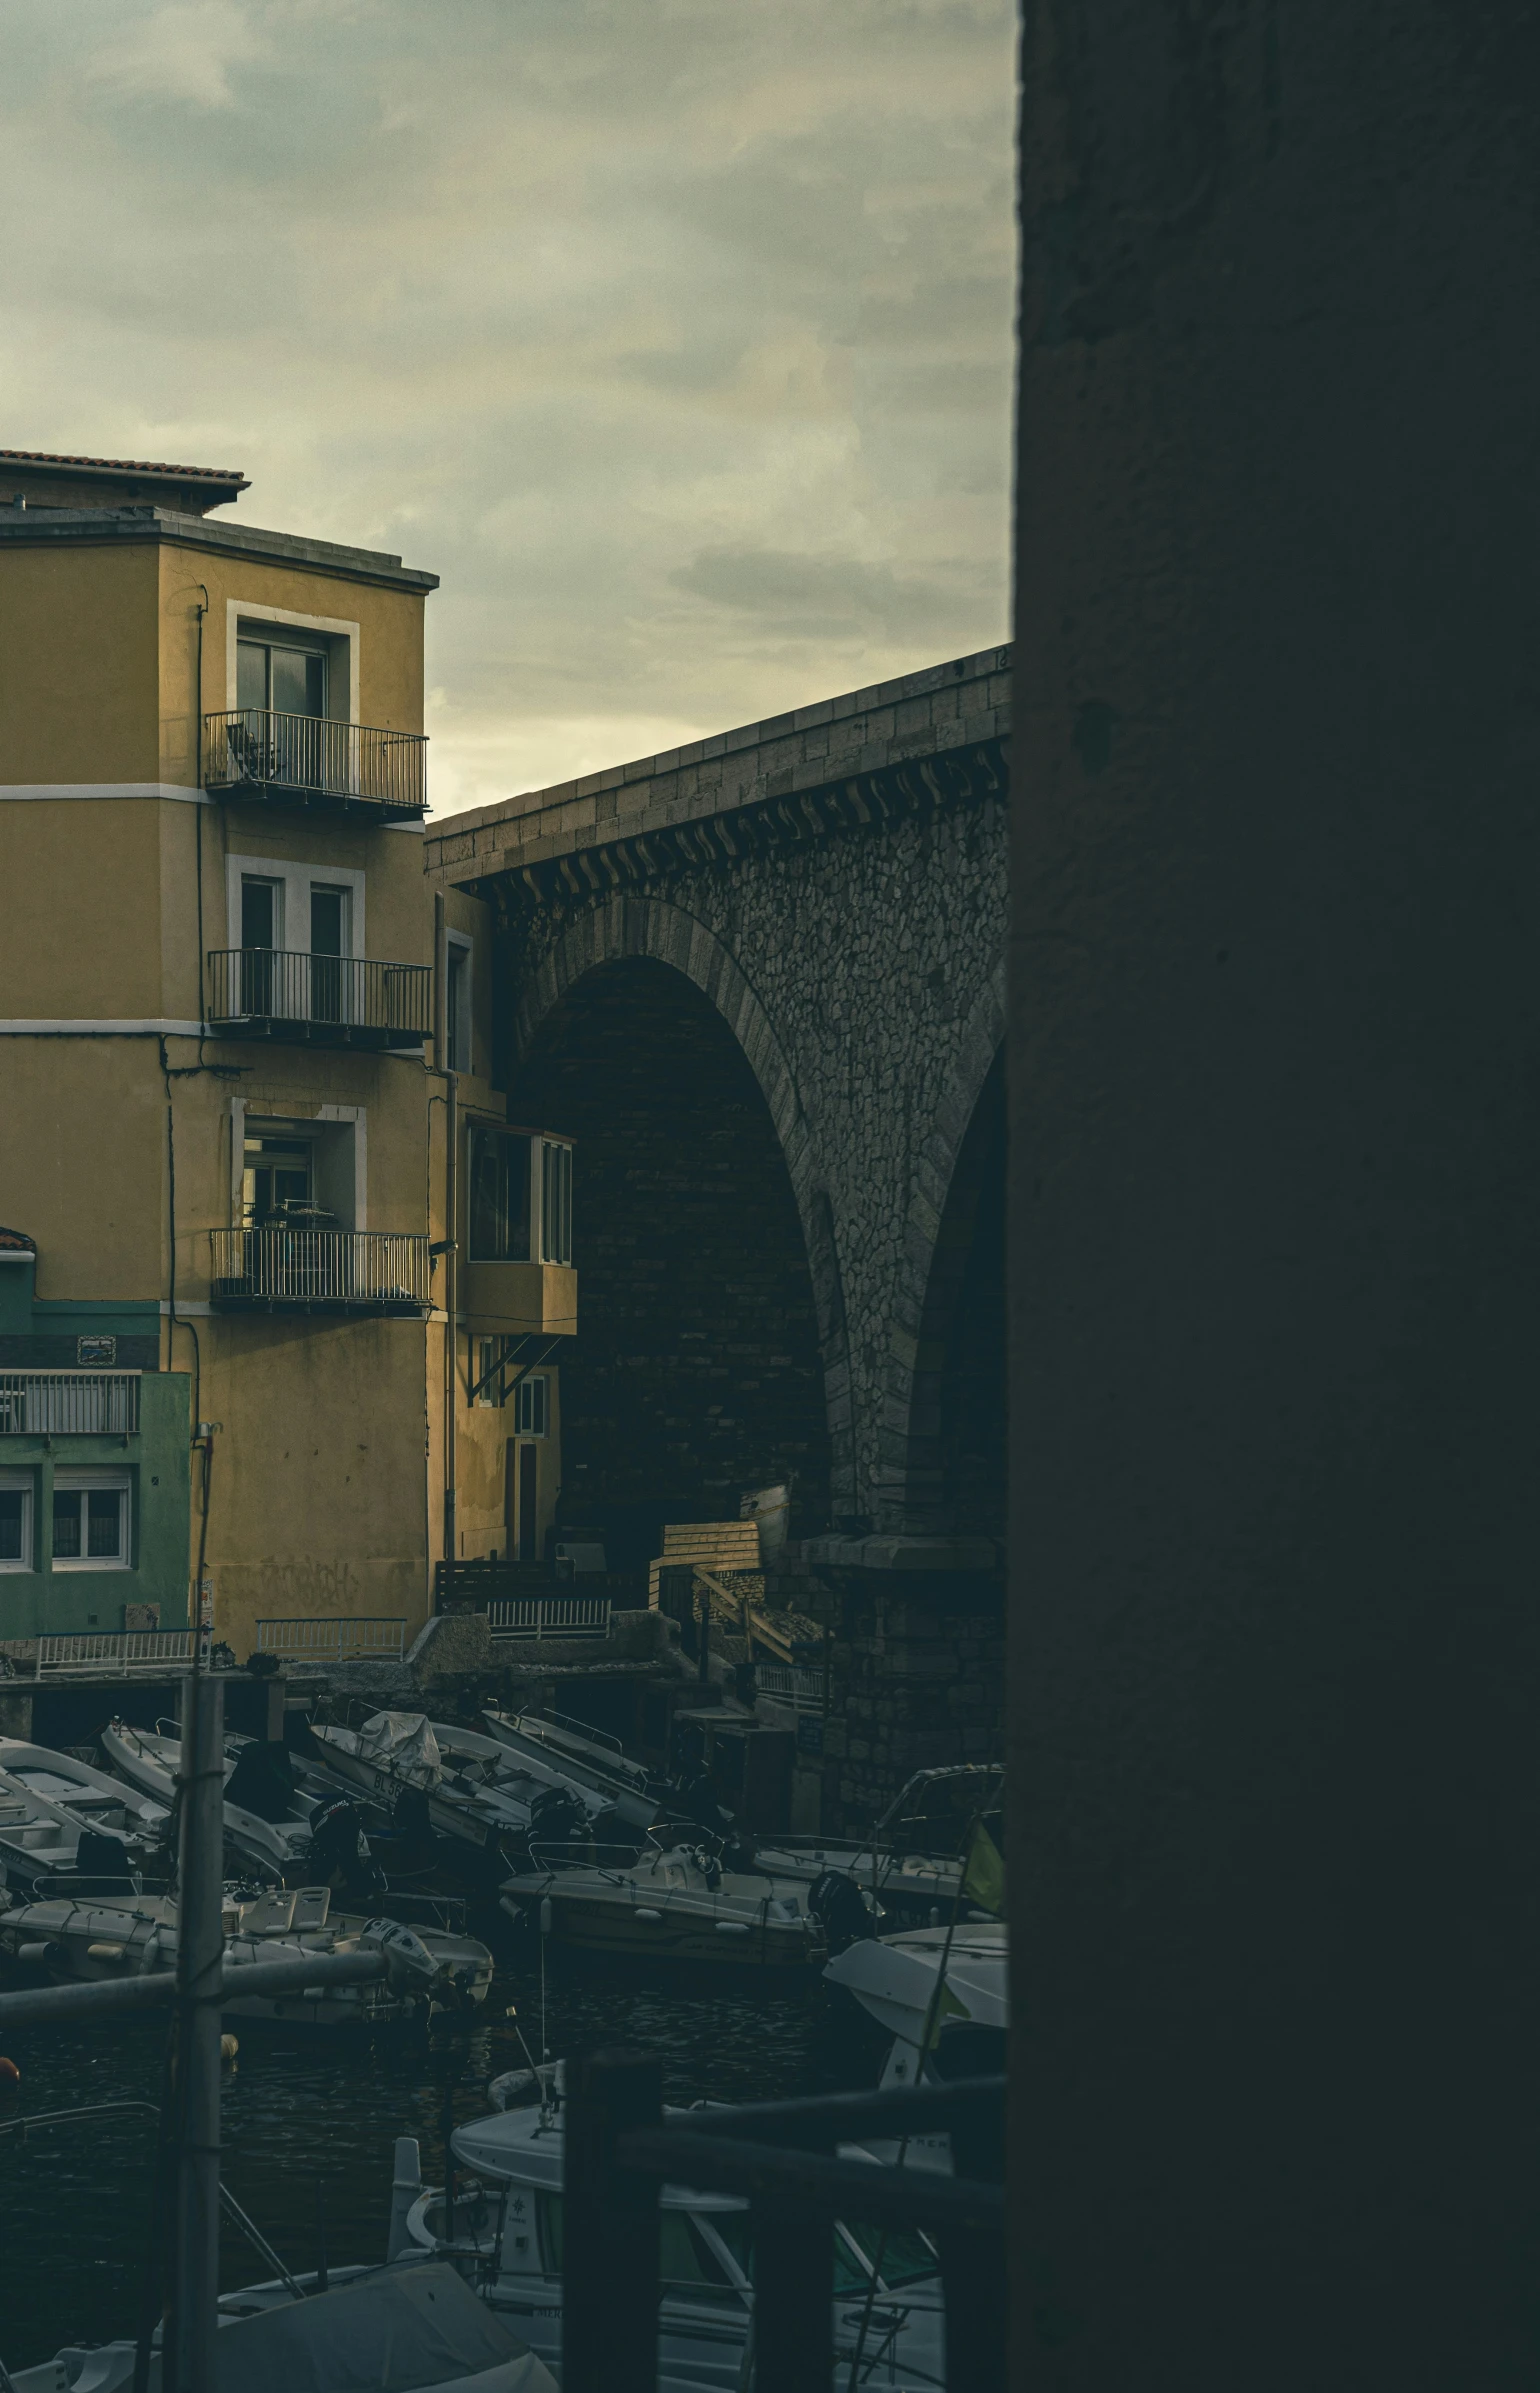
[1010,7,1539,2386]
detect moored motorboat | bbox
[480,1705,659,1831]
[304,1711,609,1863]
[824,1918,1008,2089]
[0,1881,493,2026]
[6,2260,557,2393]
[753,1765,1004,1925]
[102,1719,312,1883]
[391,2091,944,2392]
[0,1742,170,1893]
[0,1742,169,1885]
[499,1836,828,1968]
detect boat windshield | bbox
[709,2209,937,2294]
[537,2194,746,2306]
[837,2220,939,2291]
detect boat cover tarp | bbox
[356,1712,442,1791]
[225,1739,297,1823]
[215,2265,551,2393]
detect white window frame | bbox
[475,1336,498,1409]
[51,1469,132,1572]
[224,602,360,725]
[514,1375,549,1438]
[0,1469,34,1571]
[232,1104,368,1232]
[446,930,473,1075]
[225,853,366,960]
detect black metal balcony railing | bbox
[209,1229,431,1314]
[203,708,427,819]
[205,950,432,1049]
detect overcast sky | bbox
[0,0,1016,813]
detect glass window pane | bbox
[841,2220,938,2290]
[305,652,326,717]
[541,1143,572,1265]
[447,948,470,1072]
[469,1130,530,1262]
[270,645,320,717]
[241,879,277,949]
[87,1490,122,1558]
[659,2211,740,2303]
[52,1492,81,1558]
[310,888,346,957]
[0,1491,24,1562]
[236,640,267,711]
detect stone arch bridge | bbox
[425,645,1010,1825]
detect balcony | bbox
[206,950,432,1051]
[203,708,427,821]
[209,1229,431,1315]
[0,1371,140,1435]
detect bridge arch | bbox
[507,895,854,1554]
[884,964,1007,1538]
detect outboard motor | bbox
[307,1799,386,1902]
[676,1762,733,1837]
[391,1783,435,1849]
[73,1828,136,1892]
[224,1739,297,1825]
[809,1869,878,1955]
[526,1783,589,1863]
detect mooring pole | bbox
[170,1673,224,2393]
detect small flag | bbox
[961,1817,1006,1918]
[924,1980,972,2048]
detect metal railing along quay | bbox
[36,1630,200,1676]
[254,1616,407,1662]
[205,949,432,1047]
[754,1662,826,1711]
[485,1592,612,1641]
[563,2052,1006,2393]
[0,1370,141,1435]
[203,707,427,820]
[210,1228,431,1313]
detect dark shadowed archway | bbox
[906,1046,1006,1540]
[508,955,831,1572]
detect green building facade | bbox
[0,1236,191,1639]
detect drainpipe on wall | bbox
[434,892,457,1612]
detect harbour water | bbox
[0,1915,882,2371]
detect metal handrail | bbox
[210,1228,431,1309]
[206,950,431,1037]
[254,1617,407,1660]
[203,708,427,816]
[486,1594,612,1640]
[36,1631,199,1676]
[0,1370,140,1435]
[563,2054,1005,2393]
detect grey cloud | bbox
[0,0,1015,805]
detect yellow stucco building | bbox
[0,447,574,1659]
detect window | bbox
[309,886,349,1022]
[469,1129,531,1261]
[446,936,472,1073]
[540,1140,573,1264]
[237,634,327,719]
[243,1136,315,1225]
[514,1374,549,1437]
[0,1472,33,1571]
[475,1338,498,1409]
[241,876,281,949]
[52,1472,130,1570]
